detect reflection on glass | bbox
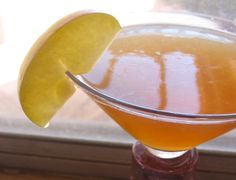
[164,51,199,113]
[85,24,236,115]
[83,24,236,152]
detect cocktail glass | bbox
[66,12,236,179]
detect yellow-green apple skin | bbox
[18,11,121,127]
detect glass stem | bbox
[146,146,188,159]
[131,142,198,180]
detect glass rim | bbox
[66,72,236,123]
[114,11,236,35]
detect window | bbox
[0,0,235,179]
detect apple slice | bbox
[18,11,121,127]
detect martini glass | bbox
[66,12,236,179]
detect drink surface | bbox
[85,24,236,115]
[84,24,236,150]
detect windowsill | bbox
[0,118,235,179]
[0,81,235,179]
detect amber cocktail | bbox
[67,13,236,179]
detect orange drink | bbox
[84,24,236,151]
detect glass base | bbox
[131,142,198,180]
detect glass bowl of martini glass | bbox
[66,12,236,179]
